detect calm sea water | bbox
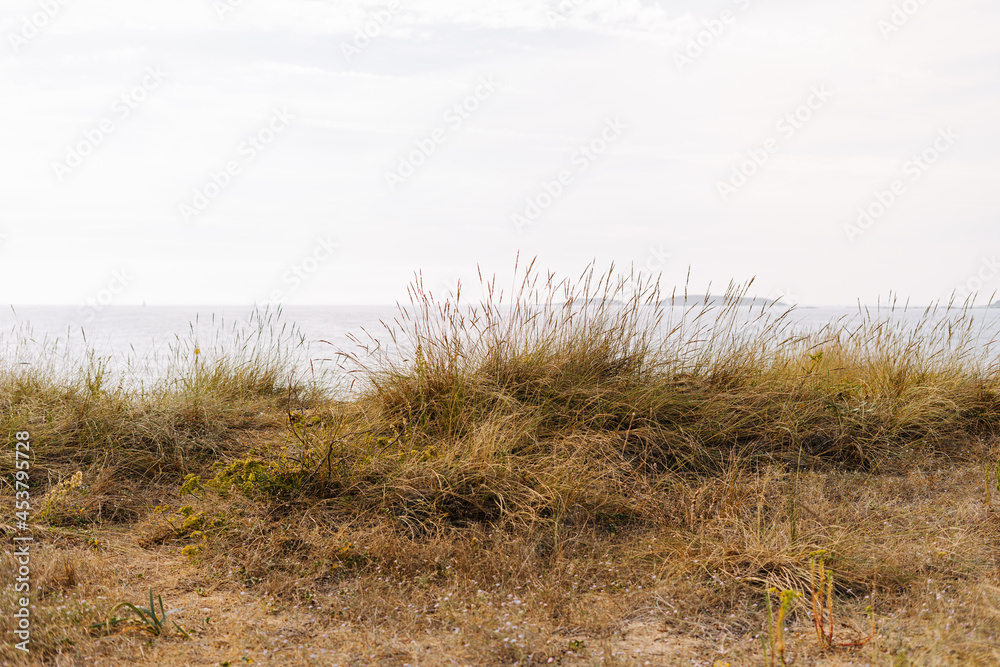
[0,305,395,390]
[2,304,999,390]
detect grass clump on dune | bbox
[308,259,1000,534]
[0,308,316,516]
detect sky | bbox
[0,0,998,307]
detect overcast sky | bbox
[1,0,997,307]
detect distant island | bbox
[658,294,789,308]
[561,295,791,308]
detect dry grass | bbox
[3,263,1000,665]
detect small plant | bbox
[179,473,206,500]
[810,551,835,646]
[809,551,877,649]
[762,587,801,666]
[36,471,84,522]
[155,504,206,537]
[201,455,308,499]
[95,588,189,638]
